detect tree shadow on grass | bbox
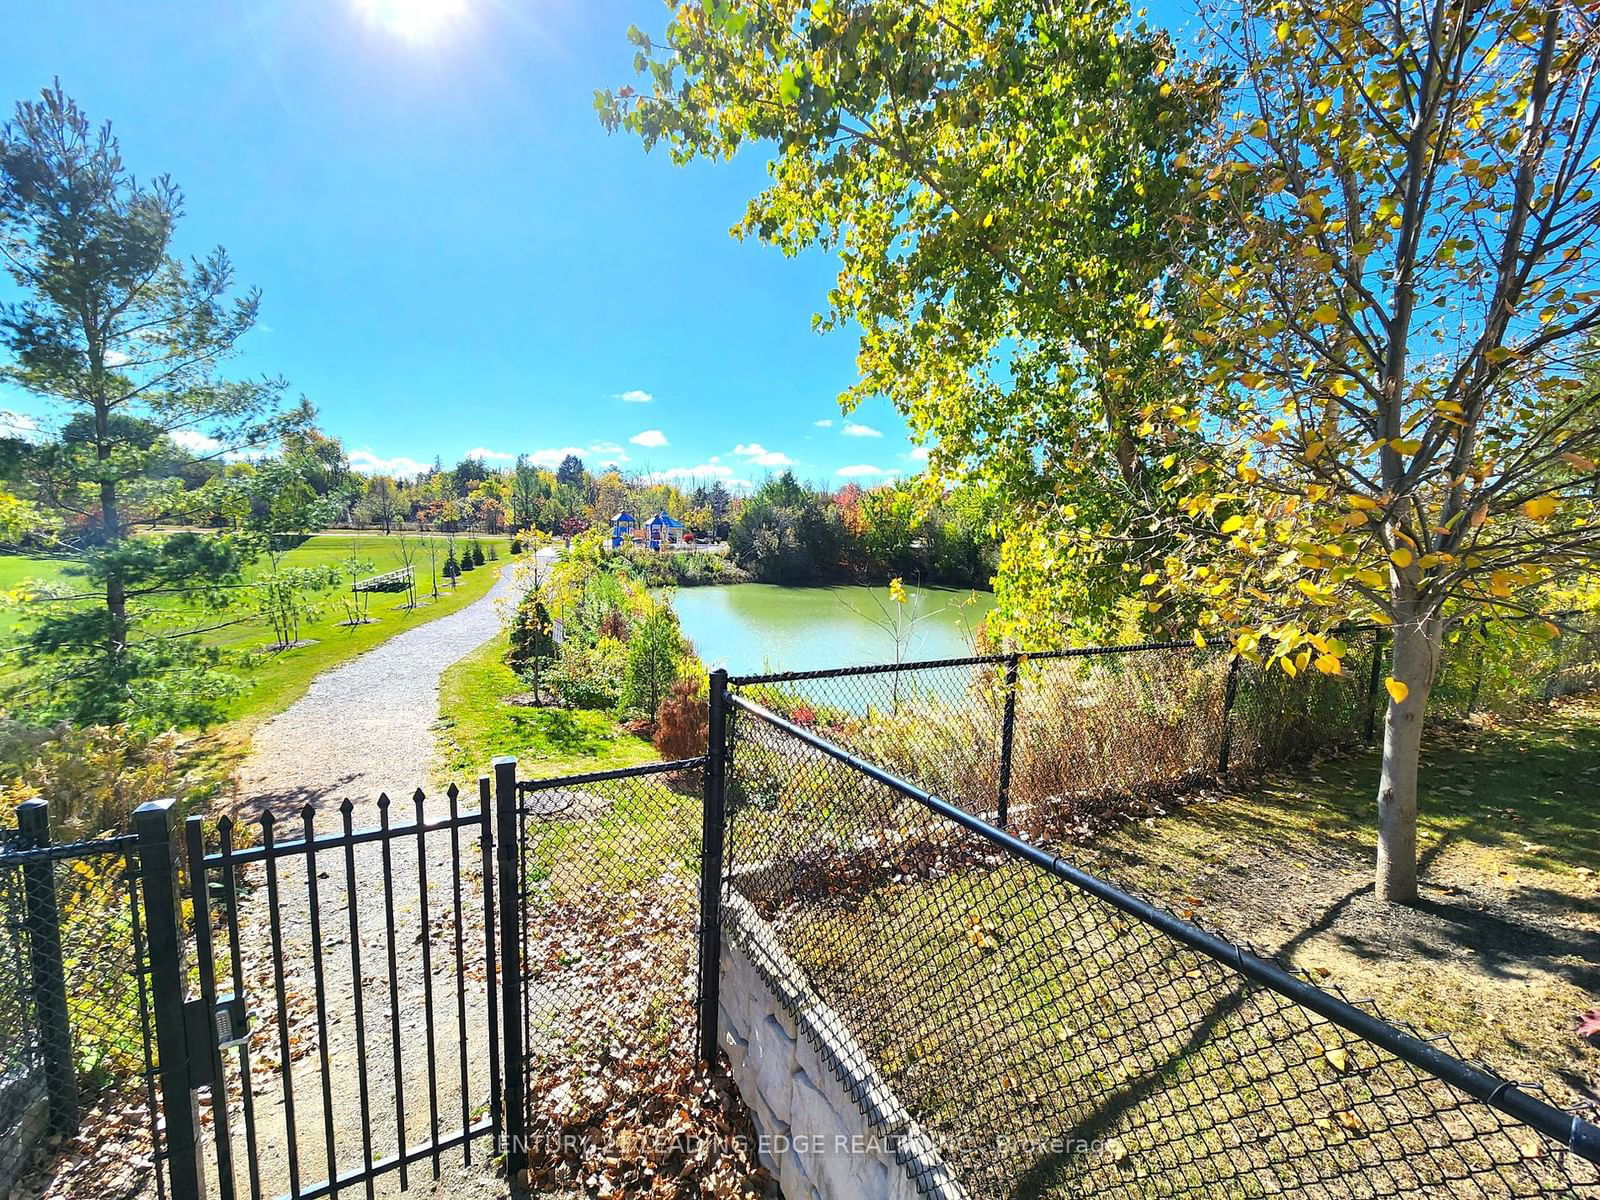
[1006,831,1546,1199]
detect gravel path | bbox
[236,557,535,812]
[215,555,552,1200]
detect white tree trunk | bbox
[1374,616,1439,903]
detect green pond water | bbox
[671,583,996,676]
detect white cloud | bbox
[842,422,882,438]
[616,389,654,404]
[466,447,515,462]
[643,463,754,493]
[908,446,931,462]
[630,429,669,448]
[169,429,222,455]
[732,442,795,468]
[813,418,834,428]
[527,446,589,469]
[103,349,132,368]
[0,411,41,441]
[525,444,632,470]
[836,463,899,479]
[350,448,432,477]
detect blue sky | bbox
[0,0,1188,492]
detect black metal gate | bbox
[180,783,503,1200]
[113,751,715,1200]
[496,755,707,1181]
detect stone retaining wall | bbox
[0,1074,46,1198]
[716,892,967,1200]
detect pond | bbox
[671,583,996,676]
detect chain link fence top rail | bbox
[719,688,1600,1199]
[0,823,162,1197]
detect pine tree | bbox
[0,85,304,725]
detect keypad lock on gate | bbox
[213,991,249,1050]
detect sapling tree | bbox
[247,461,338,650]
[394,527,421,608]
[621,599,687,719]
[1141,0,1600,901]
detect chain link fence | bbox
[0,807,162,1198]
[720,653,1600,1198]
[512,759,707,1185]
[729,631,1384,838]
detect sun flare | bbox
[353,0,468,42]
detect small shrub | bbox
[510,536,524,555]
[653,676,708,760]
[0,722,188,838]
[547,639,627,710]
[470,540,486,567]
[597,607,629,641]
[488,544,499,560]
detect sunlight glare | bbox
[353,0,469,42]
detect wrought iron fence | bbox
[0,802,162,1198]
[717,674,1600,1198]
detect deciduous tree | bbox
[1142,0,1600,901]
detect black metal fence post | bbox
[1217,655,1243,775]
[1366,628,1388,742]
[996,653,1019,829]
[16,800,78,1137]
[492,757,525,1179]
[698,669,728,1065]
[134,799,205,1200]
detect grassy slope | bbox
[433,631,656,785]
[777,701,1600,1196]
[0,533,512,728]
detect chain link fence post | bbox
[1366,628,1388,742]
[996,653,1019,828]
[134,799,205,1200]
[16,800,77,1138]
[492,756,526,1179]
[1217,655,1243,775]
[698,669,729,1065]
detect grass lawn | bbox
[1082,696,1600,1103]
[433,631,656,784]
[0,532,513,730]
